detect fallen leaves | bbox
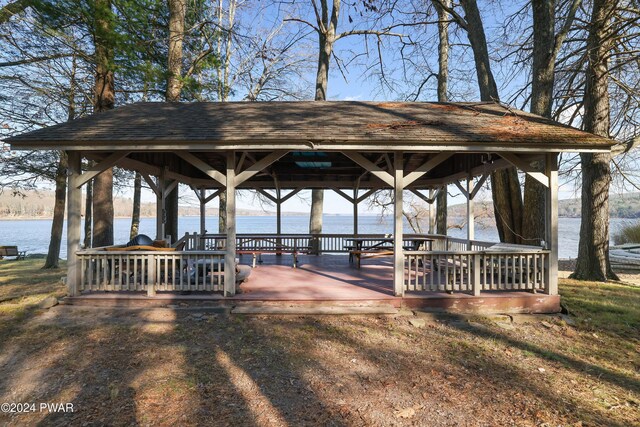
[395,404,424,419]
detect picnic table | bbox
[236,234,313,268]
[344,236,434,268]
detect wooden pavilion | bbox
[6,101,614,313]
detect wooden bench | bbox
[350,249,395,268]
[0,246,27,260]
[348,245,415,266]
[237,247,311,268]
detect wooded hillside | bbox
[0,190,278,219]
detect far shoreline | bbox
[0,215,634,221]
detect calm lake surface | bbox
[0,215,630,260]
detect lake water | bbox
[0,215,630,260]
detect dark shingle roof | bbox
[6,101,613,151]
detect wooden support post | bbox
[467,176,474,249]
[224,151,237,296]
[353,198,359,236]
[199,188,206,237]
[393,152,405,297]
[275,200,282,234]
[155,175,166,241]
[147,254,156,297]
[428,188,435,234]
[66,151,82,297]
[472,253,482,296]
[544,153,559,295]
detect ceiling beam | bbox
[176,151,226,186]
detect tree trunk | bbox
[91,0,115,248]
[130,172,141,239]
[44,54,77,268]
[571,0,617,281]
[309,187,324,253]
[460,0,523,243]
[218,190,227,233]
[163,0,186,243]
[436,188,447,235]
[43,152,68,268]
[164,186,179,244]
[166,0,186,102]
[84,179,92,248]
[309,0,339,241]
[92,168,114,247]
[523,0,556,245]
[434,0,450,235]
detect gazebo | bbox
[6,101,614,313]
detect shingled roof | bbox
[6,101,613,152]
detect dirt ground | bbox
[0,260,638,426]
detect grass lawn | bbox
[0,259,638,426]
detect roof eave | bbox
[6,139,613,153]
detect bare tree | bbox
[571,0,619,281]
[433,0,450,235]
[521,0,581,245]
[431,0,524,243]
[286,0,403,248]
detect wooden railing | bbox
[404,250,549,294]
[77,250,225,294]
[444,237,495,252]
[180,232,451,254]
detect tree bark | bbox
[166,0,186,102]
[92,168,114,247]
[44,54,77,268]
[309,187,324,254]
[163,0,187,243]
[571,0,618,281]
[218,190,227,233]
[164,184,179,243]
[43,152,67,268]
[91,0,115,248]
[130,172,141,239]
[309,0,339,240]
[459,0,523,243]
[523,0,556,246]
[433,0,450,235]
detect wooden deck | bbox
[66,254,560,313]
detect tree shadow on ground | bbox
[1,307,638,426]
